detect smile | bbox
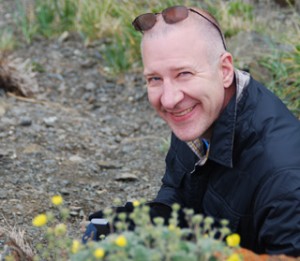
[172,106,195,117]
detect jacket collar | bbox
[208,70,250,168]
[209,91,237,168]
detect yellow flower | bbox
[133,200,140,207]
[168,224,181,236]
[32,214,47,227]
[54,223,67,236]
[94,248,105,259]
[115,235,127,247]
[71,240,80,254]
[168,224,176,231]
[51,195,63,205]
[227,253,241,261]
[226,233,241,247]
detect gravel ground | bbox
[0,21,169,257]
[0,0,298,258]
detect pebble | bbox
[60,188,70,196]
[69,206,82,217]
[43,116,58,127]
[58,31,69,42]
[97,160,121,169]
[19,117,32,126]
[115,173,138,182]
[69,155,84,162]
[85,82,96,91]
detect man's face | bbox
[142,23,232,141]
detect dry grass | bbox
[0,54,38,97]
[0,223,34,261]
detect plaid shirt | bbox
[187,69,250,166]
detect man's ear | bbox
[220,52,234,88]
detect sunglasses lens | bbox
[162,6,188,24]
[132,13,157,31]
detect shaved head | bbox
[141,6,226,67]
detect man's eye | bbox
[147,76,161,83]
[178,71,191,77]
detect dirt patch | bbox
[0,0,298,255]
[0,32,169,252]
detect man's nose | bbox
[160,81,184,109]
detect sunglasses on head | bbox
[132,5,227,50]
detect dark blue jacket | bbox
[154,77,300,256]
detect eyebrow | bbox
[143,65,193,76]
[143,71,157,77]
[170,66,192,72]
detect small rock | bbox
[96,189,107,195]
[43,116,58,127]
[19,117,32,126]
[60,188,70,196]
[74,49,82,56]
[69,155,84,162]
[58,31,70,42]
[69,206,82,217]
[85,82,96,91]
[97,160,121,169]
[115,173,138,182]
[70,211,79,217]
[79,209,85,218]
[80,59,97,69]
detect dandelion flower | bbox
[226,233,241,247]
[51,195,63,205]
[94,248,105,259]
[168,224,176,231]
[71,240,80,254]
[115,235,127,247]
[133,200,140,207]
[32,214,47,227]
[227,253,241,261]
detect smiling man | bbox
[133,5,300,256]
[141,9,233,142]
[84,5,300,256]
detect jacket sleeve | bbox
[154,183,184,207]
[255,171,300,257]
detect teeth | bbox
[173,107,193,117]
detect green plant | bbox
[259,42,300,118]
[8,196,241,261]
[34,0,77,38]
[104,0,254,74]
[102,33,136,75]
[11,0,256,73]
[14,0,37,43]
[203,0,254,38]
[75,0,116,43]
[0,28,16,51]
[72,201,240,260]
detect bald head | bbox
[141,6,226,66]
